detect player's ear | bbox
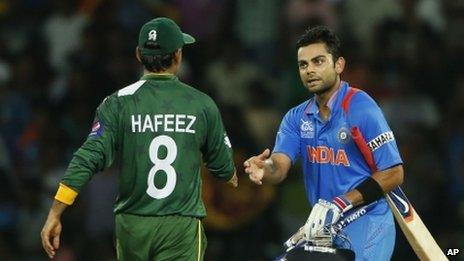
[173,48,182,64]
[335,56,345,74]
[135,47,142,63]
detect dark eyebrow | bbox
[310,55,326,62]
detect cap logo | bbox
[148,30,157,41]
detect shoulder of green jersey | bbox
[118,80,146,97]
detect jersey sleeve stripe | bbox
[350,126,378,173]
[341,87,360,113]
[197,220,202,261]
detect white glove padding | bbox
[284,226,306,249]
[303,199,342,239]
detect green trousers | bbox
[115,214,206,261]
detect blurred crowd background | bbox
[0,0,463,260]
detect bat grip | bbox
[332,201,378,231]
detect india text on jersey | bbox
[306,145,350,166]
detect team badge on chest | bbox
[300,119,314,138]
[337,127,350,144]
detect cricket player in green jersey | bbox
[40,17,238,261]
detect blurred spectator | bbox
[445,76,464,224]
[174,0,231,82]
[234,0,282,72]
[0,58,10,85]
[0,136,10,173]
[175,0,228,44]
[341,0,401,52]
[0,169,18,260]
[205,41,266,108]
[371,0,449,102]
[242,80,282,149]
[43,0,89,72]
[17,178,48,258]
[379,75,440,140]
[0,58,33,166]
[285,0,338,43]
[443,1,464,80]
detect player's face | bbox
[297,43,344,95]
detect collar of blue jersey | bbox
[141,73,177,81]
[304,81,349,115]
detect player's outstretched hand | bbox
[41,214,62,259]
[243,149,270,185]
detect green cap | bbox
[138,17,195,56]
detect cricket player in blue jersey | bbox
[244,26,404,260]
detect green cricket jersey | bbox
[61,74,235,217]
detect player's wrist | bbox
[354,177,384,204]
[332,195,353,213]
[263,158,275,173]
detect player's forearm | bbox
[372,164,404,193]
[62,145,106,193]
[47,200,69,219]
[347,164,404,207]
[262,157,287,184]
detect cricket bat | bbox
[385,187,448,260]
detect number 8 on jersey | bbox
[147,135,178,199]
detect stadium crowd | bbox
[0,0,463,260]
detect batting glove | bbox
[303,195,353,239]
[284,226,306,249]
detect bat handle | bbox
[332,201,378,231]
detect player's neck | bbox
[144,66,178,76]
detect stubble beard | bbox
[307,74,338,95]
[309,82,331,95]
[306,79,334,95]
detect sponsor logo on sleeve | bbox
[367,131,395,152]
[89,120,104,137]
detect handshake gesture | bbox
[243,149,272,185]
[244,149,291,185]
[285,196,353,248]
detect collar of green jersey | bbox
[141,73,177,81]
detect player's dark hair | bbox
[296,26,341,62]
[140,52,176,72]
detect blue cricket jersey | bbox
[274,81,403,260]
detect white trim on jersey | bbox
[118,80,146,96]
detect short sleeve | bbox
[273,109,301,164]
[349,92,403,171]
